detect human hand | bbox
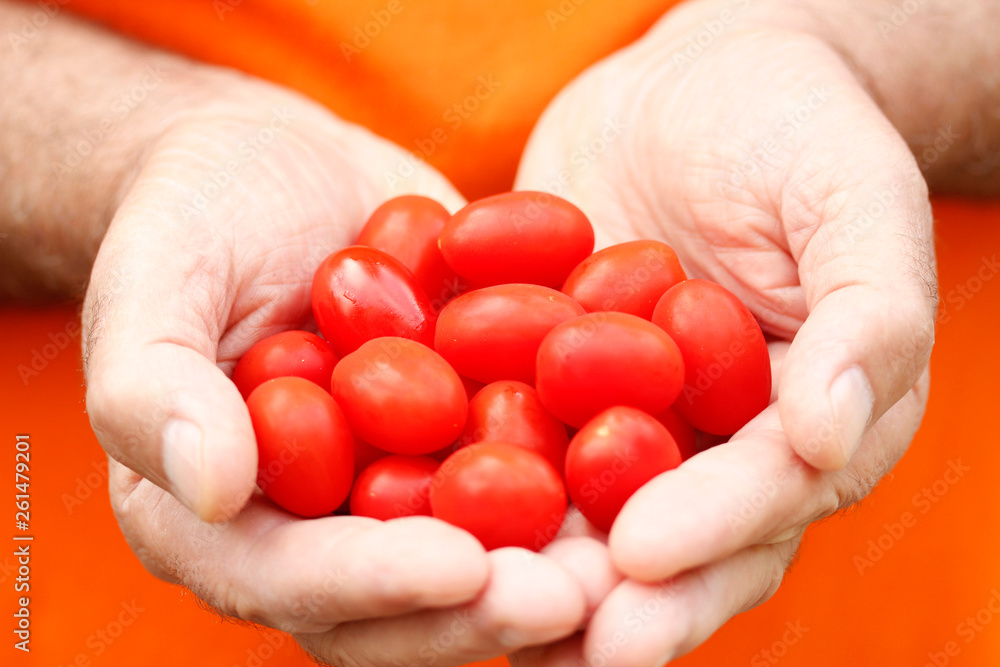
[80,71,588,665]
[511,0,939,662]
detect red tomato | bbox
[652,279,770,435]
[435,284,585,384]
[431,442,567,551]
[439,191,595,288]
[246,377,354,517]
[331,338,467,455]
[355,195,464,311]
[232,330,338,400]
[536,312,685,428]
[565,406,682,532]
[562,240,687,319]
[350,455,439,520]
[654,407,698,461]
[460,381,569,472]
[311,246,436,356]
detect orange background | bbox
[4,0,1000,665]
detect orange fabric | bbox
[5,1,1000,665]
[3,198,1000,667]
[62,0,678,200]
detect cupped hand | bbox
[82,73,586,665]
[512,3,936,663]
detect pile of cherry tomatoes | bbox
[236,192,771,551]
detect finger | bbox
[542,536,623,619]
[585,539,800,667]
[296,548,587,667]
[83,212,265,522]
[110,460,490,632]
[609,365,928,581]
[777,136,937,470]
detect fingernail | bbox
[829,367,874,464]
[162,418,204,513]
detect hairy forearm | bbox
[0,1,218,299]
[755,0,1000,194]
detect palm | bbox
[512,22,935,667]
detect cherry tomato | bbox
[247,377,354,517]
[355,195,464,311]
[435,284,585,384]
[565,406,682,532]
[350,455,439,520]
[460,380,569,472]
[654,407,698,461]
[232,330,339,400]
[536,312,685,428]
[431,442,567,551]
[311,246,436,356]
[562,240,686,319]
[652,279,770,435]
[331,337,467,455]
[439,191,595,288]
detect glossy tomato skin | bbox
[460,380,569,472]
[331,337,468,455]
[355,196,463,311]
[652,279,770,435]
[435,284,585,384]
[247,377,354,517]
[562,240,687,320]
[565,406,682,533]
[536,312,685,428]
[430,442,567,551]
[439,192,595,288]
[232,330,339,400]
[350,455,439,520]
[311,246,436,357]
[654,407,699,461]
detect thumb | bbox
[777,151,937,470]
[83,218,259,523]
